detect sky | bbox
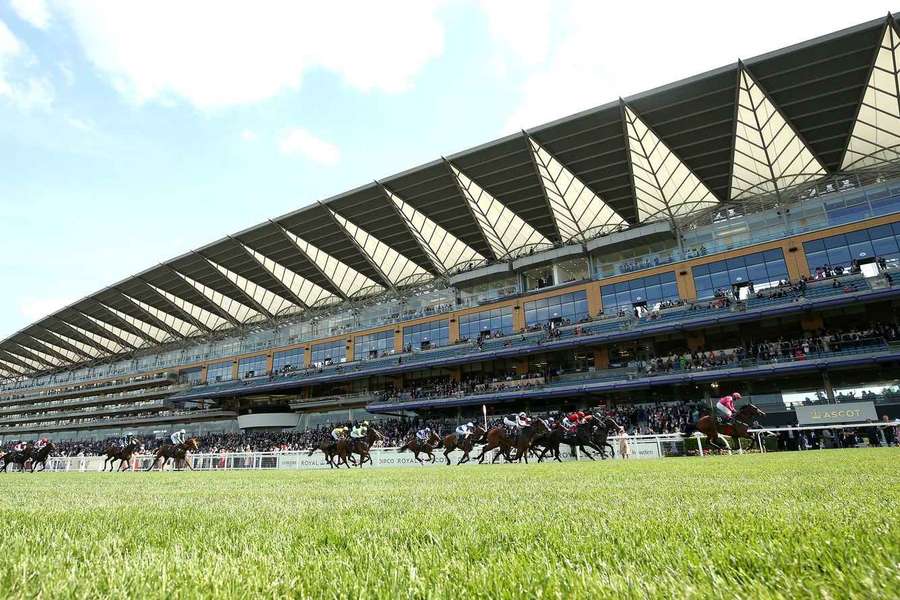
[0,0,891,339]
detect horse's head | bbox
[367,427,384,443]
[741,403,766,418]
[185,438,200,451]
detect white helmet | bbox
[467,422,474,427]
[519,412,527,418]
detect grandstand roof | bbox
[3,14,900,380]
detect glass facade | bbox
[403,320,449,351]
[180,368,202,385]
[524,290,589,325]
[311,340,346,365]
[601,272,678,312]
[803,223,900,271]
[692,249,788,299]
[206,361,232,383]
[273,348,304,373]
[354,329,395,360]
[237,355,267,379]
[458,307,513,340]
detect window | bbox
[180,368,202,385]
[237,355,267,379]
[403,319,449,351]
[354,329,395,359]
[311,340,346,366]
[601,272,679,311]
[273,348,304,373]
[804,223,900,272]
[206,361,232,383]
[524,290,589,325]
[458,307,513,340]
[692,250,788,299]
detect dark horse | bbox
[684,403,766,452]
[307,439,339,468]
[590,414,621,459]
[508,419,551,463]
[441,426,486,465]
[1,443,55,472]
[533,419,606,462]
[474,426,515,464]
[145,438,200,471]
[334,427,383,468]
[397,431,442,465]
[102,440,142,472]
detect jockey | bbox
[349,424,365,439]
[561,413,579,433]
[455,422,474,440]
[331,426,348,441]
[170,429,186,445]
[121,433,134,447]
[13,440,25,452]
[416,427,432,442]
[503,411,531,430]
[35,437,48,449]
[716,392,741,423]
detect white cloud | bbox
[279,128,340,165]
[56,1,446,109]
[240,129,257,142]
[491,1,891,133]
[10,0,51,30]
[0,19,53,110]
[18,296,75,323]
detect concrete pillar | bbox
[303,346,311,367]
[394,328,404,353]
[448,367,461,382]
[346,338,355,362]
[552,263,562,286]
[230,360,239,381]
[782,240,811,280]
[199,365,208,385]
[686,331,706,352]
[514,358,529,376]
[449,317,460,344]
[593,347,609,370]
[676,267,696,301]
[265,353,274,375]
[513,304,526,332]
[800,314,824,333]
[586,284,602,316]
[822,371,835,403]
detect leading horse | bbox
[683,403,766,452]
[102,439,142,472]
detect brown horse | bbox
[397,431,442,464]
[1,443,54,472]
[441,426,486,465]
[684,403,766,452]
[508,419,550,463]
[102,440,142,472]
[145,438,200,471]
[474,426,515,464]
[307,440,339,468]
[335,427,383,468]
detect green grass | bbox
[0,449,898,599]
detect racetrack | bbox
[1,449,897,599]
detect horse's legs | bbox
[580,445,595,461]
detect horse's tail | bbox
[683,422,697,437]
[307,447,317,456]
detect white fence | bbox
[18,421,899,473]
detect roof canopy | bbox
[4,14,898,379]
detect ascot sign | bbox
[795,401,878,425]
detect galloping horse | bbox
[102,439,142,472]
[335,427,383,468]
[307,440,339,468]
[508,419,551,463]
[441,426,486,465]
[590,414,621,459]
[683,403,766,452]
[144,438,200,471]
[474,426,515,464]
[1,443,54,472]
[397,431,442,465]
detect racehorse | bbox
[1,445,32,472]
[144,438,200,471]
[397,431,442,465]
[507,419,551,463]
[474,426,515,464]
[590,414,621,459]
[683,403,766,452]
[441,426,486,465]
[102,439,142,472]
[307,440,339,468]
[335,427,383,468]
[1,443,54,473]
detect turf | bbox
[0,449,897,599]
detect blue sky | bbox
[0,0,888,339]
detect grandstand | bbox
[3,14,900,443]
